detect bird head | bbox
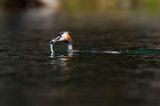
[49,31,73,50]
[50,31,72,44]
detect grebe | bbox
[49,31,74,57]
[50,31,73,50]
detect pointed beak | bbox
[49,36,61,44]
[49,39,56,44]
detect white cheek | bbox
[58,33,66,41]
[58,37,64,41]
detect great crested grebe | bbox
[49,31,74,57]
[50,31,73,49]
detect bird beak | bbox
[49,39,56,44]
[49,36,61,44]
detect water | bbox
[0,7,160,106]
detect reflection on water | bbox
[0,1,160,105]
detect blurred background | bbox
[1,0,160,11]
[0,0,160,106]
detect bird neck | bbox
[65,41,73,50]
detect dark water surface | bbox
[0,8,160,106]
